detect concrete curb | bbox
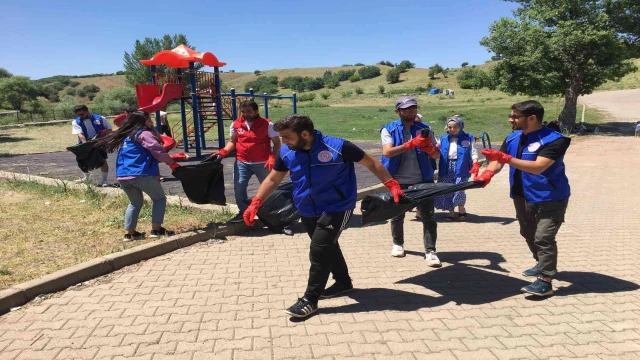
[0,171,396,315]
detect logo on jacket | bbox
[461,140,470,147]
[527,142,541,152]
[317,150,333,162]
[236,127,245,135]
[94,119,101,125]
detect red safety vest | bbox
[232,116,272,163]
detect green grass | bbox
[596,58,640,91]
[203,100,603,144]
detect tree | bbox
[481,0,637,127]
[397,60,416,73]
[82,84,100,94]
[0,68,13,79]
[357,66,382,79]
[66,88,76,96]
[123,34,199,87]
[0,76,38,110]
[387,67,401,84]
[428,69,436,80]
[442,68,450,78]
[461,62,469,68]
[605,0,639,49]
[28,99,46,114]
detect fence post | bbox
[292,93,297,114]
[263,93,269,119]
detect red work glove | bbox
[383,178,404,204]
[97,130,107,137]
[210,148,229,159]
[243,197,264,226]
[469,162,481,179]
[169,163,180,171]
[481,149,512,164]
[420,141,438,156]
[476,170,495,188]
[403,135,432,151]
[264,154,275,171]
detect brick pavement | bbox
[1,133,640,359]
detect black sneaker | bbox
[521,278,553,297]
[522,264,539,277]
[123,231,146,242]
[320,281,354,299]
[285,297,318,318]
[150,227,175,238]
[228,213,245,223]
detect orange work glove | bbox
[210,148,229,159]
[169,163,181,172]
[243,197,264,226]
[383,178,404,203]
[264,154,275,171]
[481,149,512,164]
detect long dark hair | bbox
[96,112,150,153]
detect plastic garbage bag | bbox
[66,141,106,173]
[256,182,300,236]
[361,181,484,226]
[172,158,226,205]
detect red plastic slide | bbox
[113,83,183,127]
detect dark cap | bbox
[395,96,418,109]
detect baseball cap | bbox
[395,96,418,109]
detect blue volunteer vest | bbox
[438,132,474,178]
[75,114,107,144]
[380,119,435,182]
[280,130,357,218]
[116,130,159,177]
[505,127,570,203]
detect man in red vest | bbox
[209,100,281,222]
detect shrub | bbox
[397,60,415,73]
[299,101,329,108]
[354,63,365,66]
[426,81,434,89]
[297,93,316,102]
[386,68,401,84]
[82,84,100,94]
[88,93,96,101]
[348,73,360,82]
[461,62,469,68]
[357,66,381,80]
[378,85,385,94]
[254,70,261,75]
[76,89,87,97]
[320,92,331,100]
[340,90,353,98]
[335,69,355,81]
[245,76,279,94]
[69,81,81,88]
[65,88,76,96]
[355,87,364,95]
[456,68,489,89]
[325,78,339,89]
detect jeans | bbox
[301,210,353,303]
[119,176,167,230]
[513,196,569,278]
[391,183,438,253]
[234,160,270,213]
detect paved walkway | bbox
[2,113,640,359]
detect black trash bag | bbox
[172,159,226,205]
[66,141,106,173]
[256,182,300,236]
[361,181,484,226]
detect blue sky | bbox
[1,0,519,79]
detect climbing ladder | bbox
[172,91,234,147]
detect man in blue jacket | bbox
[476,100,571,297]
[71,105,113,186]
[243,114,404,318]
[381,97,442,267]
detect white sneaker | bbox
[75,178,89,183]
[391,245,405,257]
[100,182,109,187]
[425,251,442,267]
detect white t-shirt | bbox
[436,137,479,161]
[230,121,279,137]
[381,126,437,185]
[71,115,112,139]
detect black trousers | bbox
[300,210,353,303]
[513,196,569,278]
[161,125,172,138]
[391,183,438,252]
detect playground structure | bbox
[113,45,297,157]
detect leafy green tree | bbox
[357,66,382,79]
[0,76,38,110]
[481,0,637,126]
[387,68,401,84]
[461,62,469,68]
[0,68,12,79]
[123,34,199,87]
[397,60,415,73]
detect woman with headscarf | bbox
[434,116,480,221]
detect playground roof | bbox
[139,45,226,68]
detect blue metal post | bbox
[177,69,189,152]
[230,88,237,120]
[150,65,162,132]
[249,88,254,99]
[214,66,225,150]
[188,62,202,157]
[292,93,297,114]
[263,93,269,119]
[481,131,492,149]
